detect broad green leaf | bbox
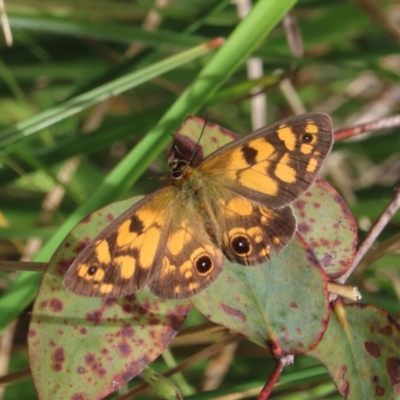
[293,178,358,279]
[309,300,400,400]
[28,196,191,400]
[191,235,329,355]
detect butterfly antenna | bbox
[187,113,209,167]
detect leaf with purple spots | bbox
[191,235,330,356]
[293,178,358,279]
[28,196,191,400]
[309,299,400,399]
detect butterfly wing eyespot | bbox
[230,235,252,256]
[87,264,99,276]
[300,133,313,143]
[223,203,296,265]
[195,255,214,274]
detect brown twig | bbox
[356,230,400,273]
[0,261,47,273]
[334,114,400,141]
[0,368,30,388]
[0,321,17,399]
[352,0,400,43]
[200,340,238,391]
[283,10,303,58]
[0,0,12,46]
[337,187,400,284]
[173,322,228,346]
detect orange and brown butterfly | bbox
[63,113,333,300]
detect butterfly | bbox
[64,113,333,300]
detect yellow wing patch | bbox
[274,153,296,184]
[64,189,174,298]
[277,125,296,151]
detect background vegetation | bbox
[0,0,399,399]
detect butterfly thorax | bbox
[167,158,217,199]
[165,160,220,236]
[166,158,210,196]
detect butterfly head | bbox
[168,135,202,180]
[168,159,190,179]
[167,116,209,180]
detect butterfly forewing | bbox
[64,189,171,298]
[200,113,333,207]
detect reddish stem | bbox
[337,187,400,284]
[257,356,294,400]
[334,114,400,141]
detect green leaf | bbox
[8,16,205,48]
[293,178,358,279]
[28,196,191,400]
[309,300,400,400]
[192,236,329,355]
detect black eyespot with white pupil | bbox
[301,133,313,143]
[231,235,251,255]
[88,265,98,276]
[196,255,213,274]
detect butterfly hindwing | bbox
[196,188,296,267]
[200,113,333,206]
[149,215,224,299]
[218,195,296,265]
